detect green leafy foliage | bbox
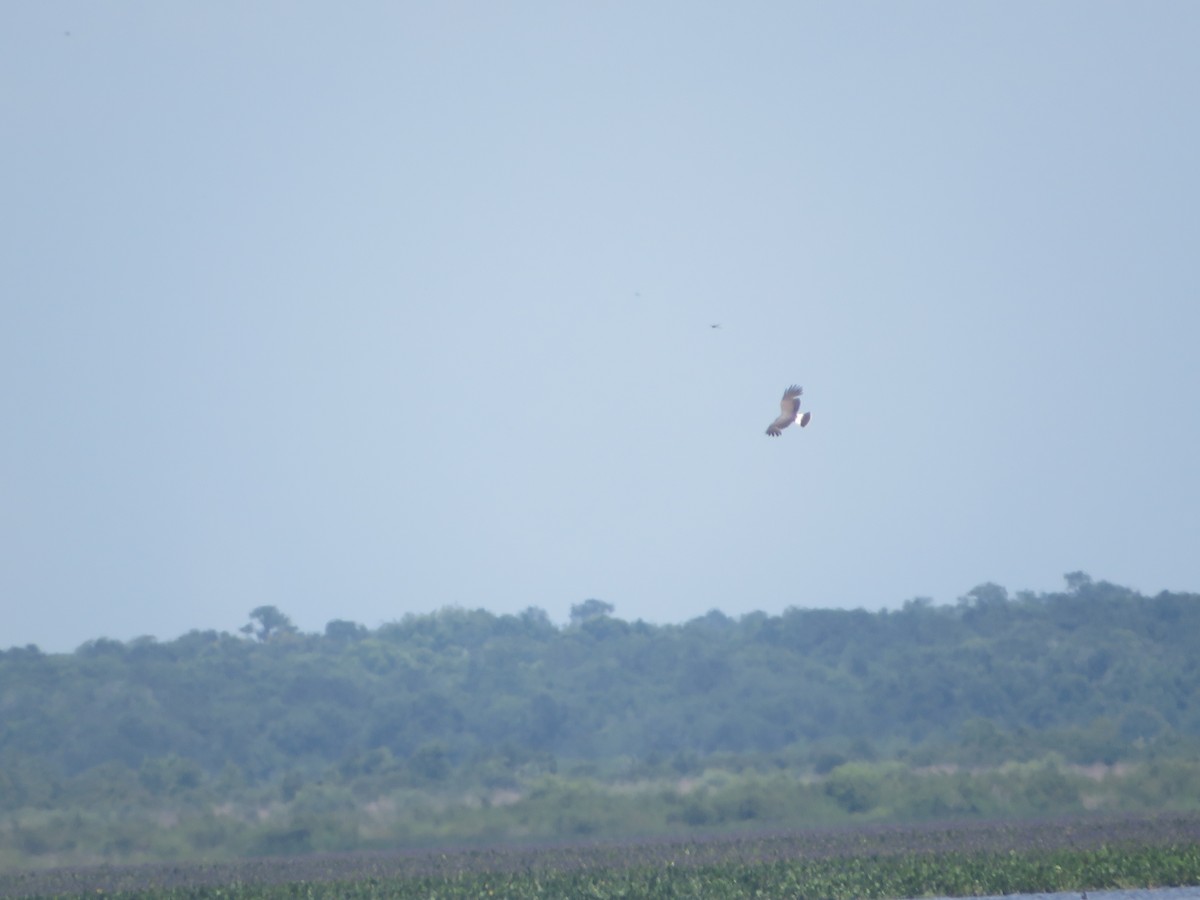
[3,577,1200,868]
[4,578,1199,780]
[3,815,1200,898]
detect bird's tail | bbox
[799,412,812,428]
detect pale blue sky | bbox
[3,3,1198,653]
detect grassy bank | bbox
[2,813,1199,899]
[8,754,1200,871]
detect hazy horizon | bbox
[3,570,1183,655]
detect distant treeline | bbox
[3,572,1199,789]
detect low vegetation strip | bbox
[2,813,1199,899]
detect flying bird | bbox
[765,384,811,436]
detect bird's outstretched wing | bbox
[765,385,803,436]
